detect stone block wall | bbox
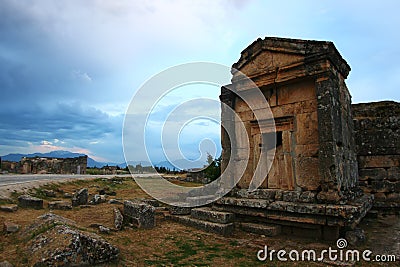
[353,101,400,211]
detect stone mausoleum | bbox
[169,37,399,240]
[216,37,373,239]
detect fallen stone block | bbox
[17,195,43,209]
[3,221,19,233]
[89,194,107,205]
[0,205,18,212]
[72,188,88,206]
[114,208,123,230]
[99,225,111,234]
[123,200,155,229]
[109,199,123,205]
[63,192,73,198]
[48,201,72,210]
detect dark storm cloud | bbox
[1,0,399,163]
[0,102,121,144]
[0,1,101,108]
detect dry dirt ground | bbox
[0,176,399,266]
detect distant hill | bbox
[1,150,207,170]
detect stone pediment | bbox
[232,37,350,82]
[234,50,304,79]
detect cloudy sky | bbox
[0,0,399,164]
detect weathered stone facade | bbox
[221,37,359,196]
[19,155,87,174]
[353,101,400,211]
[217,37,373,239]
[0,160,17,173]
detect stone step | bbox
[215,197,270,208]
[239,222,281,237]
[191,207,235,224]
[166,214,234,236]
[186,195,217,206]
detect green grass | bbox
[29,188,51,200]
[0,200,12,205]
[10,191,24,200]
[142,237,258,266]
[28,222,59,240]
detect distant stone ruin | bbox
[1,155,87,174]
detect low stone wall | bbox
[353,101,400,211]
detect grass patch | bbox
[143,237,246,266]
[28,222,60,240]
[118,236,133,246]
[10,191,24,198]
[28,188,49,200]
[15,244,29,265]
[0,200,13,205]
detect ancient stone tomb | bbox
[216,37,373,239]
